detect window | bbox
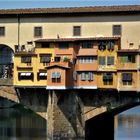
[51,71,61,83]
[81,72,86,81]
[21,56,31,63]
[73,26,81,36]
[113,25,121,36]
[103,73,113,85]
[107,41,115,50]
[88,72,94,81]
[82,41,93,48]
[73,71,77,81]
[120,55,135,63]
[37,72,47,80]
[41,43,50,48]
[59,43,69,49]
[99,41,106,50]
[18,72,33,80]
[122,73,132,85]
[99,56,105,65]
[40,54,52,64]
[80,72,94,81]
[107,56,114,65]
[0,27,5,36]
[79,57,95,64]
[34,26,42,37]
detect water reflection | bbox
[115,106,140,140]
[0,105,47,140]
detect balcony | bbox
[117,63,137,70]
[77,48,97,56]
[75,63,98,71]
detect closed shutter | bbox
[122,73,132,81]
[51,72,56,78]
[73,71,77,81]
[88,72,93,81]
[81,72,86,81]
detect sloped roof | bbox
[0,5,140,15]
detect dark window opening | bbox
[113,25,121,36]
[18,72,33,80]
[99,41,106,50]
[103,73,113,85]
[41,43,50,48]
[73,26,81,36]
[0,27,5,36]
[55,57,61,62]
[37,72,47,80]
[82,41,93,48]
[59,43,69,49]
[21,56,31,63]
[34,26,42,37]
[122,73,132,85]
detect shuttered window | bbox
[51,72,61,79]
[122,73,132,85]
[73,71,77,81]
[103,73,113,85]
[99,56,105,65]
[113,25,121,36]
[107,56,114,65]
[81,72,86,81]
[73,26,81,36]
[88,72,94,81]
[122,73,132,81]
[120,55,135,63]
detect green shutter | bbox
[88,72,93,81]
[73,71,77,81]
[81,72,86,81]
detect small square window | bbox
[113,25,121,36]
[34,27,42,37]
[0,27,5,36]
[73,26,81,36]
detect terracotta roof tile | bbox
[0,5,140,15]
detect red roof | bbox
[0,5,140,15]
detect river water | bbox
[115,105,140,140]
[0,102,140,140]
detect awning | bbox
[20,73,32,76]
[39,73,47,76]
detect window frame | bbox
[0,26,5,37]
[113,25,122,36]
[73,26,81,36]
[34,26,42,38]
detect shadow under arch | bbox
[0,44,14,82]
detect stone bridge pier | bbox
[1,87,140,140]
